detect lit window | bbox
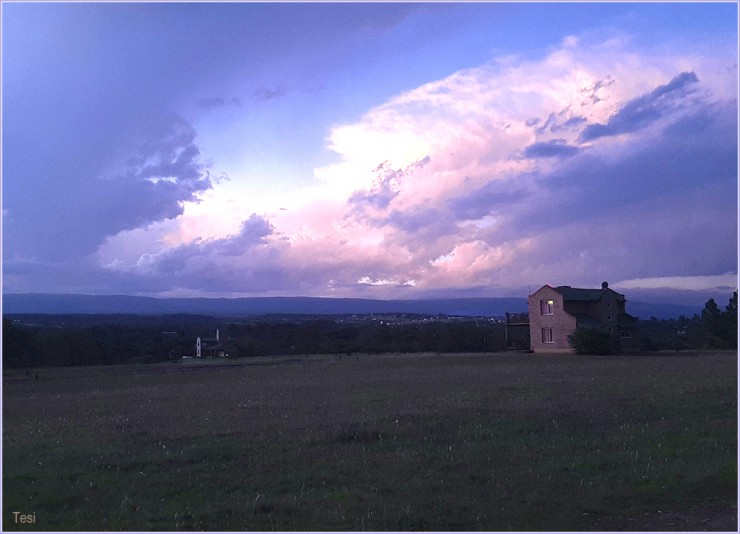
[542,328,554,343]
[540,299,554,315]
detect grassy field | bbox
[3,351,737,531]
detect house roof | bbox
[554,286,626,302]
[618,313,639,328]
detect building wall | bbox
[529,284,641,354]
[528,286,576,352]
[583,289,622,352]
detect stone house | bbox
[528,282,640,353]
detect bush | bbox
[567,327,613,355]
[641,336,659,352]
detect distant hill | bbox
[1,293,526,317]
[2,293,701,319]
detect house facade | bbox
[528,282,640,353]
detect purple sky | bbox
[2,2,737,304]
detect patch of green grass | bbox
[3,352,737,530]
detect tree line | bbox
[638,292,737,351]
[3,292,736,369]
[2,315,507,369]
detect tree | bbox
[2,319,38,368]
[701,293,738,349]
[723,291,738,349]
[567,327,613,355]
[701,298,725,348]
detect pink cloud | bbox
[86,36,736,297]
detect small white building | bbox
[196,329,226,358]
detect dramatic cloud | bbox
[523,139,580,158]
[348,157,431,223]
[3,113,213,265]
[106,214,281,294]
[3,3,736,299]
[86,45,737,298]
[579,71,700,141]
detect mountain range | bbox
[2,293,701,320]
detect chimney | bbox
[216,329,220,342]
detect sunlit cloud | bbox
[94,35,737,297]
[3,3,736,299]
[617,274,738,292]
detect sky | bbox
[2,2,738,304]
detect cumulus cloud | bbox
[301,45,735,296]
[579,71,700,141]
[93,41,735,298]
[348,157,431,223]
[5,27,735,299]
[3,113,213,266]
[108,214,280,293]
[95,115,213,235]
[523,139,580,158]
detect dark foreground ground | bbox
[3,351,737,531]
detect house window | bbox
[542,328,554,343]
[620,331,632,338]
[608,315,613,321]
[540,299,554,315]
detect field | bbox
[3,351,737,531]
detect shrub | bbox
[567,326,613,355]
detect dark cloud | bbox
[580,71,700,142]
[99,114,213,232]
[443,97,737,285]
[552,116,588,132]
[503,99,738,252]
[531,106,587,134]
[448,178,532,221]
[212,214,274,256]
[149,214,273,271]
[117,214,281,293]
[3,114,213,264]
[523,139,579,159]
[386,206,446,234]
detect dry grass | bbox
[3,351,737,531]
